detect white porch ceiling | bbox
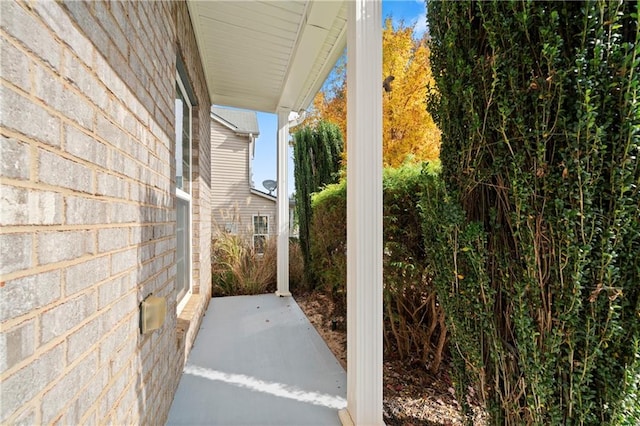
[187,0,347,113]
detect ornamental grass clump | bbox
[426,1,639,424]
[211,232,277,296]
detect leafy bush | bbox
[310,161,447,371]
[211,232,277,296]
[309,180,347,306]
[427,1,639,424]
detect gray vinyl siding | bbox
[210,121,277,239]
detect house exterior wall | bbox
[210,121,277,240]
[0,1,211,424]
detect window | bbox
[253,215,269,254]
[175,74,192,312]
[224,222,238,234]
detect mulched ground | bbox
[294,291,487,426]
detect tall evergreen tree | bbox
[426,1,639,424]
[292,121,343,284]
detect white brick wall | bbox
[1,1,212,423]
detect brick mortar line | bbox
[98,325,174,424]
[0,242,175,327]
[2,117,173,195]
[3,239,177,331]
[1,33,174,173]
[0,223,169,235]
[0,290,140,385]
[7,342,102,424]
[13,2,161,138]
[71,1,166,133]
[0,179,174,210]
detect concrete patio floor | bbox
[166,294,346,425]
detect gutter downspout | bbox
[248,132,255,188]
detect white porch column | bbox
[339,0,383,425]
[276,108,291,297]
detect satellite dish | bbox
[263,179,277,195]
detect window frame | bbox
[252,214,269,255]
[175,73,193,313]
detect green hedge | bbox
[310,161,448,371]
[427,1,639,424]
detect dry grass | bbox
[211,232,277,296]
[288,238,307,291]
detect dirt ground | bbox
[295,291,486,426]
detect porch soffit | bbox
[187,0,347,114]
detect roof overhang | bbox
[251,188,277,202]
[187,0,347,113]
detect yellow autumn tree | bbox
[308,18,440,167]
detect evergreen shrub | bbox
[426,1,639,423]
[293,121,344,285]
[310,162,448,370]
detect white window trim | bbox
[252,214,269,254]
[176,73,193,314]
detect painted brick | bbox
[41,351,97,424]
[109,335,136,379]
[0,36,30,92]
[66,315,104,364]
[102,290,137,333]
[122,155,140,181]
[0,270,61,322]
[98,227,129,253]
[58,367,108,426]
[62,52,109,111]
[122,111,142,142]
[64,256,110,296]
[0,232,32,275]
[99,319,130,366]
[114,381,136,424]
[11,406,36,426]
[94,53,127,105]
[31,0,93,66]
[40,292,97,345]
[33,64,94,130]
[96,172,128,199]
[138,243,154,263]
[60,1,110,66]
[98,272,132,310]
[91,2,128,60]
[110,248,137,275]
[98,367,129,421]
[96,115,128,152]
[129,226,143,245]
[110,150,128,176]
[0,1,61,70]
[0,343,64,423]
[0,86,61,148]
[0,185,63,226]
[0,137,29,180]
[38,230,94,265]
[38,149,92,193]
[65,196,108,225]
[108,202,138,223]
[0,1,212,424]
[0,319,35,374]
[65,125,108,169]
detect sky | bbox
[251,1,427,197]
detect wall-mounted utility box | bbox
[140,294,167,334]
